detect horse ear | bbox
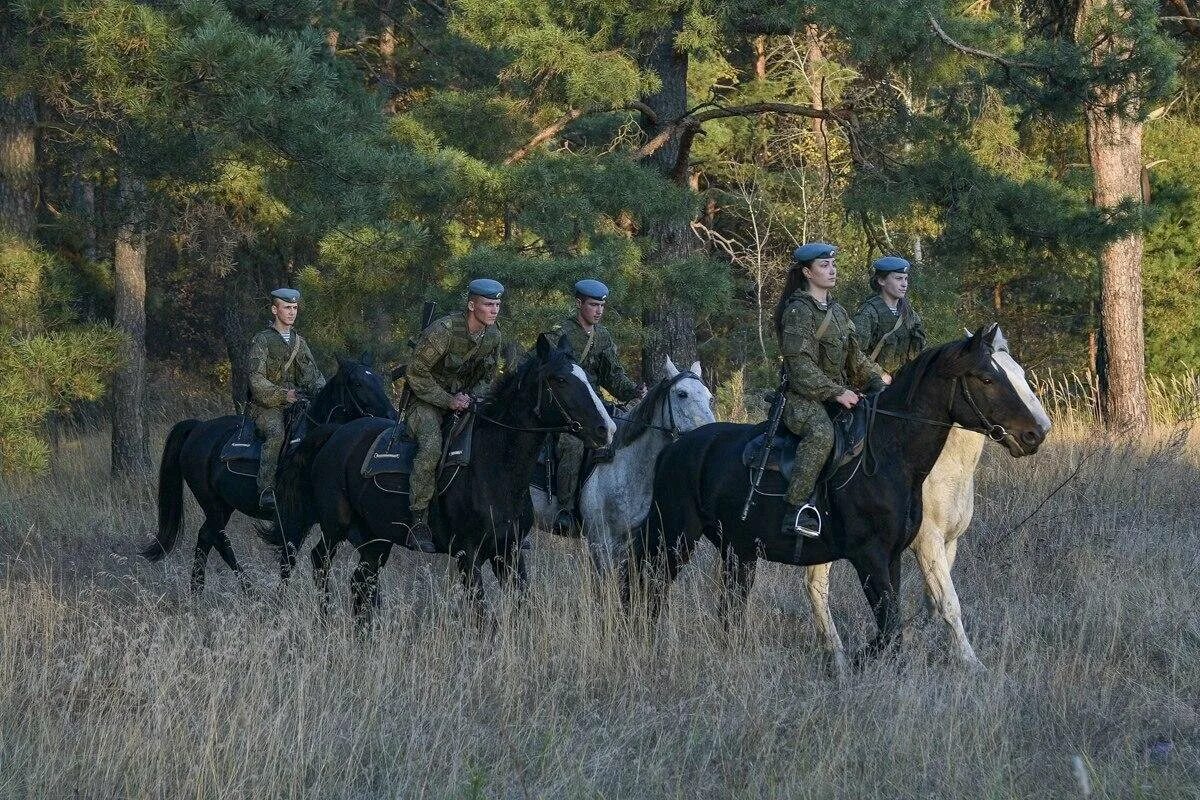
[982,322,1000,348]
[664,356,679,377]
[536,333,552,361]
[336,354,348,372]
[689,360,702,377]
[360,350,374,367]
[556,334,571,354]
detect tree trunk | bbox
[639,13,698,382]
[0,92,38,239]
[111,166,151,476]
[1079,0,1149,433]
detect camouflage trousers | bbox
[404,399,446,515]
[250,406,286,494]
[782,397,835,507]
[555,433,586,512]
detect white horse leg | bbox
[912,530,983,669]
[805,563,849,677]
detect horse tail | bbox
[142,419,199,562]
[256,424,340,547]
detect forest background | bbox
[3,0,1199,475]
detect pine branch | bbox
[928,14,1040,71]
[635,102,848,159]
[504,109,584,165]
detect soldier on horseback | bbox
[853,256,927,374]
[248,288,326,512]
[403,278,505,553]
[547,279,646,536]
[775,243,886,538]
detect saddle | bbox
[741,396,874,484]
[360,412,477,494]
[219,411,309,477]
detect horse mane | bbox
[611,375,676,449]
[883,337,972,409]
[481,351,541,411]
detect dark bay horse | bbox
[628,325,1051,658]
[276,334,615,622]
[141,356,396,591]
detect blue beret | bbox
[792,242,837,263]
[270,288,301,303]
[467,278,505,300]
[574,279,609,300]
[872,256,911,273]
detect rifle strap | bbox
[580,328,595,364]
[814,306,834,340]
[870,311,906,362]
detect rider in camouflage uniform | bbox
[403,278,504,552]
[777,244,885,537]
[853,256,926,375]
[248,287,326,512]
[547,279,644,535]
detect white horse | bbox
[532,357,715,572]
[804,426,987,673]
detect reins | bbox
[611,370,699,441]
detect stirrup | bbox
[796,501,822,538]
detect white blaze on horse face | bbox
[992,350,1052,434]
[571,363,616,444]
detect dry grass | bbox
[0,407,1198,798]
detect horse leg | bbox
[350,539,393,630]
[311,535,340,613]
[912,528,983,669]
[490,540,529,596]
[804,563,850,678]
[718,545,756,633]
[190,507,231,594]
[851,548,903,661]
[456,551,486,626]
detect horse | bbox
[140,356,396,592]
[530,357,716,573]
[804,426,986,674]
[276,334,615,623]
[626,324,1051,660]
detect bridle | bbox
[613,370,700,442]
[469,363,597,435]
[871,354,1027,454]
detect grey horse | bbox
[533,357,715,572]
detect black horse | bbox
[141,356,396,591]
[628,325,1052,657]
[276,334,615,622]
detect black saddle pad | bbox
[741,399,873,480]
[220,416,261,462]
[361,413,477,479]
[362,423,419,477]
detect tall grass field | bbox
[0,380,1196,798]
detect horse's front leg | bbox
[851,547,904,661]
[718,544,757,633]
[350,539,392,631]
[804,562,850,677]
[912,528,983,669]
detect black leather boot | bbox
[553,507,581,538]
[406,511,439,554]
[258,489,277,513]
[781,498,822,538]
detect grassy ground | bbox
[0,406,1197,798]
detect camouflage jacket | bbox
[248,328,326,408]
[779,291,885,402]
[407,313,502,409]
[550,316,639,402]
[852,294,926,374]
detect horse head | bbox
[331,353,398,421]
[656,356,716,435]
[529,333,615,448]
[938,324,1051,457]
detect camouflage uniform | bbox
[248,328,326,494]
[852,294,926,375]
[405,313,502,514]
[548,316,639,510]
[779,291,885,506]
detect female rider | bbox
[852,255,926,376]
[774,243,886,538]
